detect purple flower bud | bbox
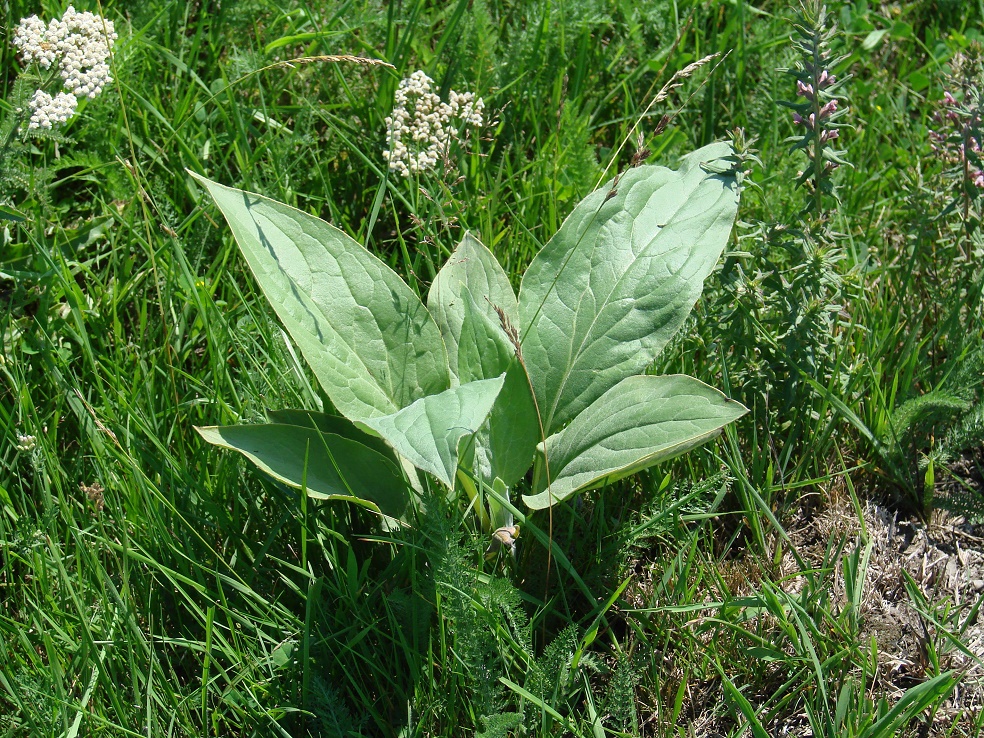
[820,129,839,143]
[943,91,956,105]
[817,70,835,88]
[797,80,815,99]
[819,99,838,118]
[973,170,984,188]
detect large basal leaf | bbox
[456,287,539,488]
[427,232,519,381]
[196,424,410,519]
[265,408,396,461]
[523,375,748,509]
[518,142,740,436]
[191,173,449,422]
[361,375,507,489]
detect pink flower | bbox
[943,91,956,105]
[819,99,838,118]
[797,80,815,99]
[817,70,836,88]
[793,112,819,129]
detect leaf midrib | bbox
[542,170,726,431]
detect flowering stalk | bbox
[928,49,984,235]
[781,1,850,219]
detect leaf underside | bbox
[361,375,507,489]
[196,423,410,519]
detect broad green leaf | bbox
[457,287,539,488]
[196,424,409,518]
[518,142,740,435]
[191,173,450,422]
[362,375,506,488]
[265,408,396,461]
[427,232,519,380]
[523,375,747,509]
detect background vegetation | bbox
[2,0,983,735]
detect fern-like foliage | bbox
[604,654,641,734]
[475,711,523,738]
[880,345,984,516]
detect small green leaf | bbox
[427,232,519,380]
[862,29,888,50]
[196,423,409,518]
[362,375,507,488]
[191,173,450,422]
[518,142,740,436]
[524,375,747,509]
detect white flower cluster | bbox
[383,70,485,177]
[13,6,117,130]
[28,90,78,130]
[16,433,38,452]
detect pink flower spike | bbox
[797,80,815,99]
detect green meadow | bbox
[2,1,984,735]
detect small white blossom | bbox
[16,433,38,452]
[28,90,79,130]
[383,70,485,177]
[13,15,58,68]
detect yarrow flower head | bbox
[12,6,117,131]
[383,70,485,178]
[13,15,58,68]
[15,433,37,452]
[28,90,78,130]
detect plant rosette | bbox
[191,141,748,533]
